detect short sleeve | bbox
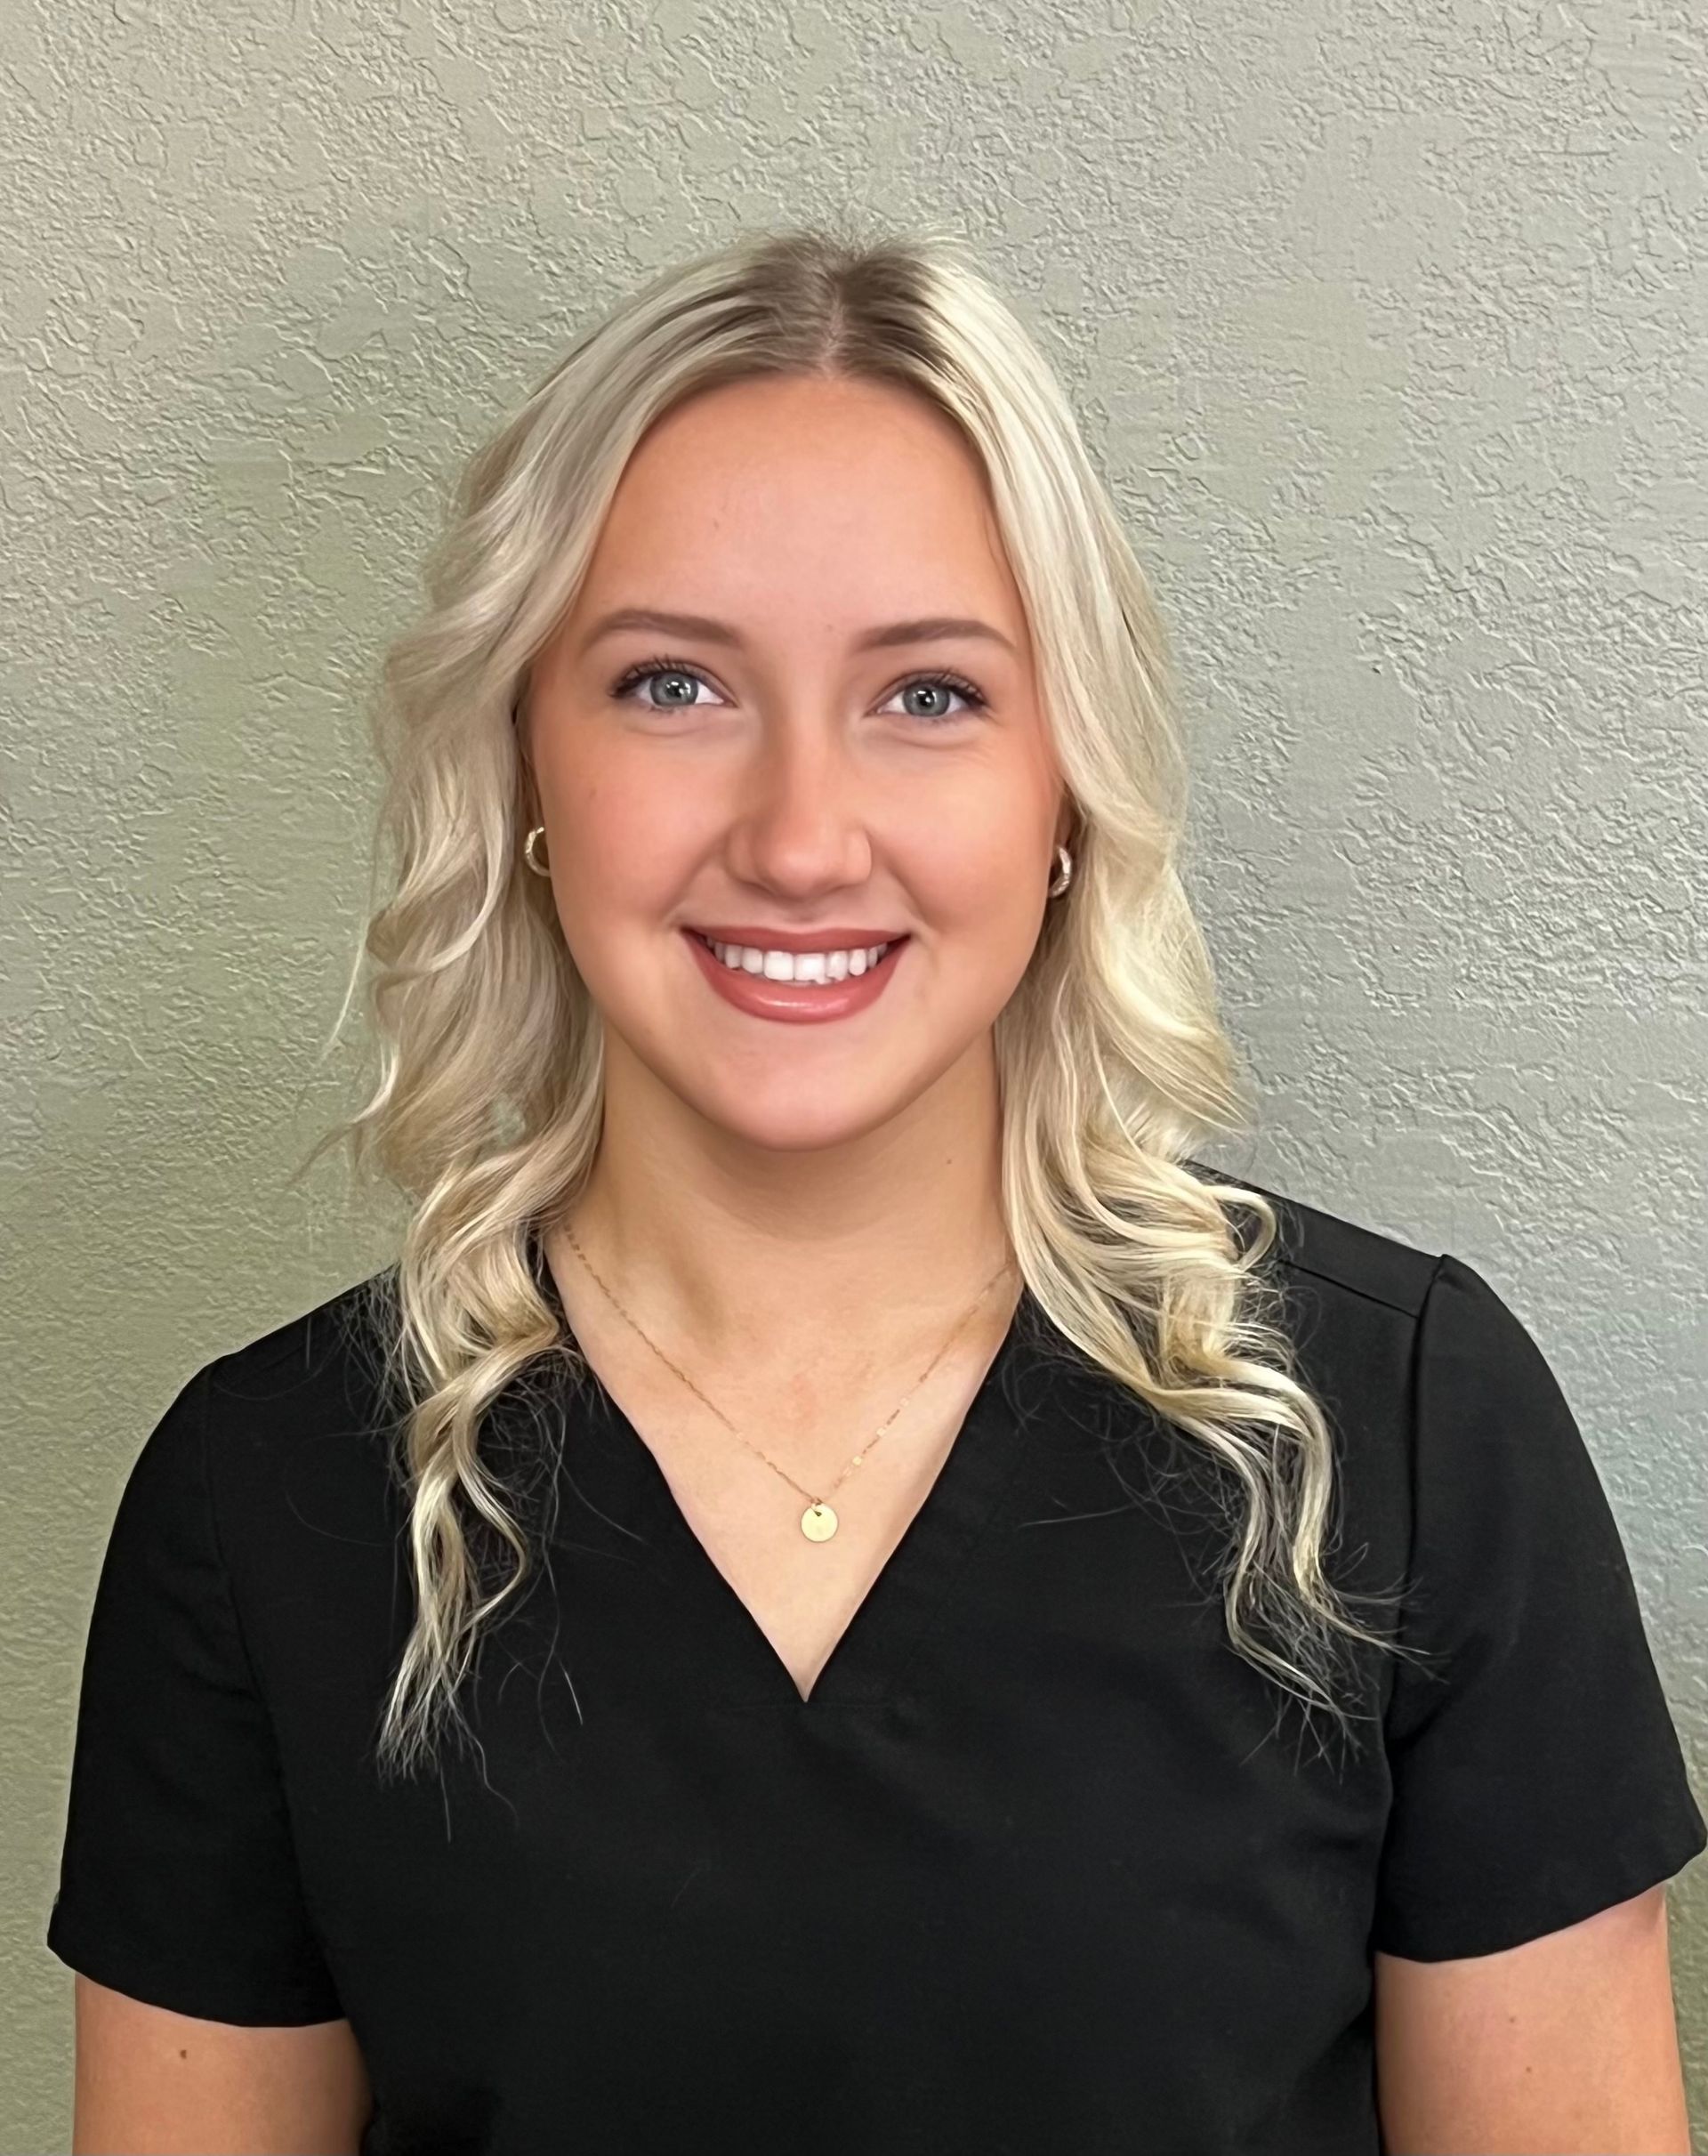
[1371,1252,1707,1961]
[44,1363,345,2024]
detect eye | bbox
[880,670,989,726]
[605,656,989,724]
[608,655,723,710]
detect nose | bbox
[727,715,875,898]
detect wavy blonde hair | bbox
[297,216,1425,1788]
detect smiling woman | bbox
[511,367,1072,1132]
[44,221,1704,2156]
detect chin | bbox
[680,1071,936,1154]
[706,1100,910,1154]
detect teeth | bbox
[700,935,893,983]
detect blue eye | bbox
[607,655,988,724]
[608,657,717,710]
[882,671,988,723]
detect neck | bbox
[549,1033,1016,1376]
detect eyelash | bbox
[607,653,989,723]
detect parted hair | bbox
[297,217,1425,1787]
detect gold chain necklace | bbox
[560,1224,1017,1542]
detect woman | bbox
[46,223,1704,2154]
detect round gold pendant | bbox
[801,1502,838,1541]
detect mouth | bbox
[681,925,912,1019]
[686,928,910,977]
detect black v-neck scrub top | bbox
[46,1182,1706,2156]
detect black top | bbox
[46,1182,1706,2155]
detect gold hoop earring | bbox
[524,824,552,877]
[1048,844,1073,898]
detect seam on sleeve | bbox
[193,1360,274,1713]
[1385,1249,1451,1734]
[194,1361,342,1987]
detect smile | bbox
[691,932,898,983]
[681,928,910,1024]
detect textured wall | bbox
[5,0,1704,2141]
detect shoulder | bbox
[1189,1165,1624,1571]
[1200,1167,1570,1409]
[1186,1163,1570,1455]
[1178,1165,1567,1532]
[197,1263,402,1429]
[1185,1159,1443,1321]
[116,1265,400,1501]
[187,1264,406,1552]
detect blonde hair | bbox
[297,217,1425,1787]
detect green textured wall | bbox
[6,0,1704,2143]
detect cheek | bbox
[914,802,1049,925]
[903,847,1050,1023]
[552,759,701,913]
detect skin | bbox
[1373,1883,1694,2153]
[518,370,1071,1389]
[69,1974,371,2153]
[69,372,1695,2152]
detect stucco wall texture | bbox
[4,0,1704,2142]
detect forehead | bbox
[576,375,1022,625]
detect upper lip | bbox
[687,925,909,952]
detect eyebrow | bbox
[576,607,1018,659]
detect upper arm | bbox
[72,1974,372,2156]
[1373,1884,1692,2155]
[48,1362,355,2110]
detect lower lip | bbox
[681,930,909,1023]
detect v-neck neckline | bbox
[528,1226,1038,1710]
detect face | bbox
[519,372,1071,1156]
